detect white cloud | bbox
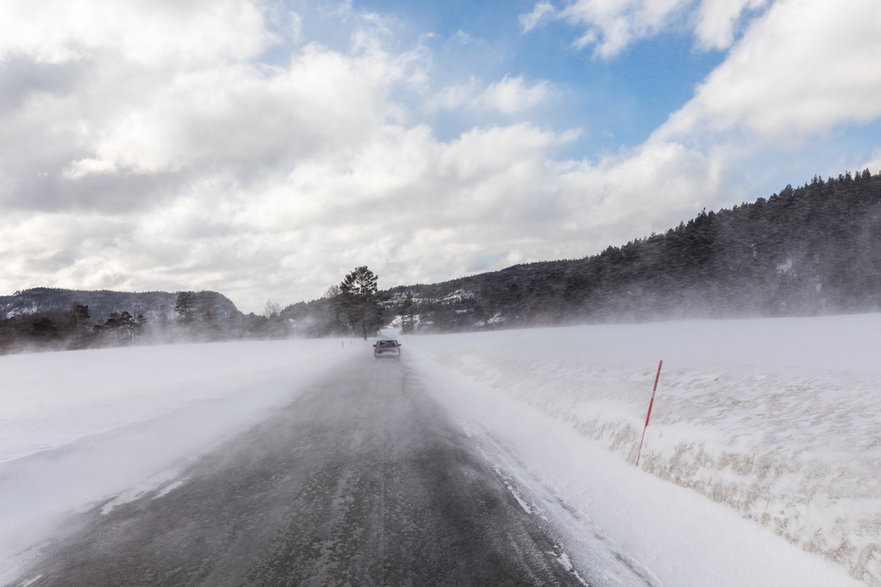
[861,150,881,176]
[451,30,473,45]
[431,75,551,115]
[693,0,769,50]
[0,0,269,66]
[658,0,881,144]
[63,158,117,179]
[61,46,407,177]
[520,1,557,32]
[541,0,772,57]
[561,0,692,58]
[482,76,551,114]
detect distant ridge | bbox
[387,169,881,327]
[0,287,241,323]
[5,169,881,341]
[283,169,881,334]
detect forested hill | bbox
[383,169,881,329]
[0,288,252,353]
[0,288,240,323]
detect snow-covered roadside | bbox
[406,315,881,586]
[0,339,359,581]
[2,318,878,585]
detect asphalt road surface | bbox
[13,355,588,586]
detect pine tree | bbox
[71,303,90,327]
[174,291,197,324]
[339,266,382,340]
[31,317,59,338]
[401,292,417,333]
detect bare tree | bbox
[264,299,281,319]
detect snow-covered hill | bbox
[1,316,877,585]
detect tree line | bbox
[0,267,389,354]
[87,168,881,340]
[386,169,881,328]
[0,290,272,353]
[278,266,385,339]
[5,168,881,350]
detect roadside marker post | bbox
[635,360,663,468]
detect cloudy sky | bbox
[2,0,880,313]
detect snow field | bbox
[407,315,881,585]
[1,317,878,585]
[0,339,360,581]
[2,339,363,463]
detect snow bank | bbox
[2,320,877,585]
[407,315,881,585]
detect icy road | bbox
[12,356,590,586]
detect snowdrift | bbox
[410,315,881,585]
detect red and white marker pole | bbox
[635,360,663,468]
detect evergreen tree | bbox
[174,291,197,325]
[339,266,383,339]
[69,302,93,348]
[102,311,143,343]
[31,317,59,338]
[70,303,90,327]
[401,292,417,333]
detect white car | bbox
[373,339,401,359]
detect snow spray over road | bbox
[0,339,358,581]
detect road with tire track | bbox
[13,355,588,586]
